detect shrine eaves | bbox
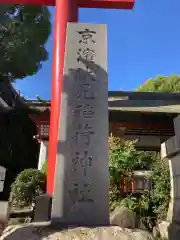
[0,0,134,9]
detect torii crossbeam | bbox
[0,0,134,8]
[0,0,135,195]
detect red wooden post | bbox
[47,0,78,195]
[131,173,134,193]
[122,174,126,194]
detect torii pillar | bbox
[0,0,135,196]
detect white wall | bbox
[38,141,48,170]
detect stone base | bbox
[0,201,11,235]
[1,224,154,240]
[34,194,52,222]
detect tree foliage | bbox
[9,168,46,208]
[150,157,170,220]
[0,5,51,82]
[109,136,170,226]
[136,75,180,92]
[109,137,156,190]
[0,6,50,201]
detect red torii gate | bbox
[0,0,135,195]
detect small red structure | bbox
[122,171,152,194]
[29,110,50,142]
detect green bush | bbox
[109,136,170,226]
[109,136,156,210]
[151,157,170,220]
[9,168,46,208]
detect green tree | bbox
[136,75,180,92]
[0,5,51,199]
[109,137,156,210]
[109,136,170,225]
[9,168,46,208]
[0,5,51,109]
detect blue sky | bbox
[14,0,180,100]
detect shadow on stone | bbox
[51,31,109,227]
[168,221,180,240]
[34,194,52,222]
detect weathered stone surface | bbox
[110,206,136,229]
[174,115,180,147]
[168,222,180,240]
[0,202,11,236]
[158,221,180,240]
[152,226,160,239]
[162,114,180,158]
[136,215,149,231]
[0,224,154,240]
[0,202,10,222]
[165,136,178,157]
[166,152,180,222]
[167,198,173,222]
[34,194,52,222]
[158,221,169,240]
[52,23,109,226]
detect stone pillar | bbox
[161,135,180,223]
[51,23,109,226]
[167,115,180,223]
[160,114,180,240]
[167,152,180,223]
[161,135,180,239]
[38,141,48,171]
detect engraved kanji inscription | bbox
[72,123,94,146]
[72,104,94,119]
[76,83,95,100]
[69,183,94,204]
[77,28,96,44]
[77,48,95,63]
[72,151,93,176]
[74,68,96,82]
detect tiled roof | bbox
[25,91,180,114]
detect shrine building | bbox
[27,91,180,170]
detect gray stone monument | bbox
[161,115,180,224]
[51,23,109,226]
